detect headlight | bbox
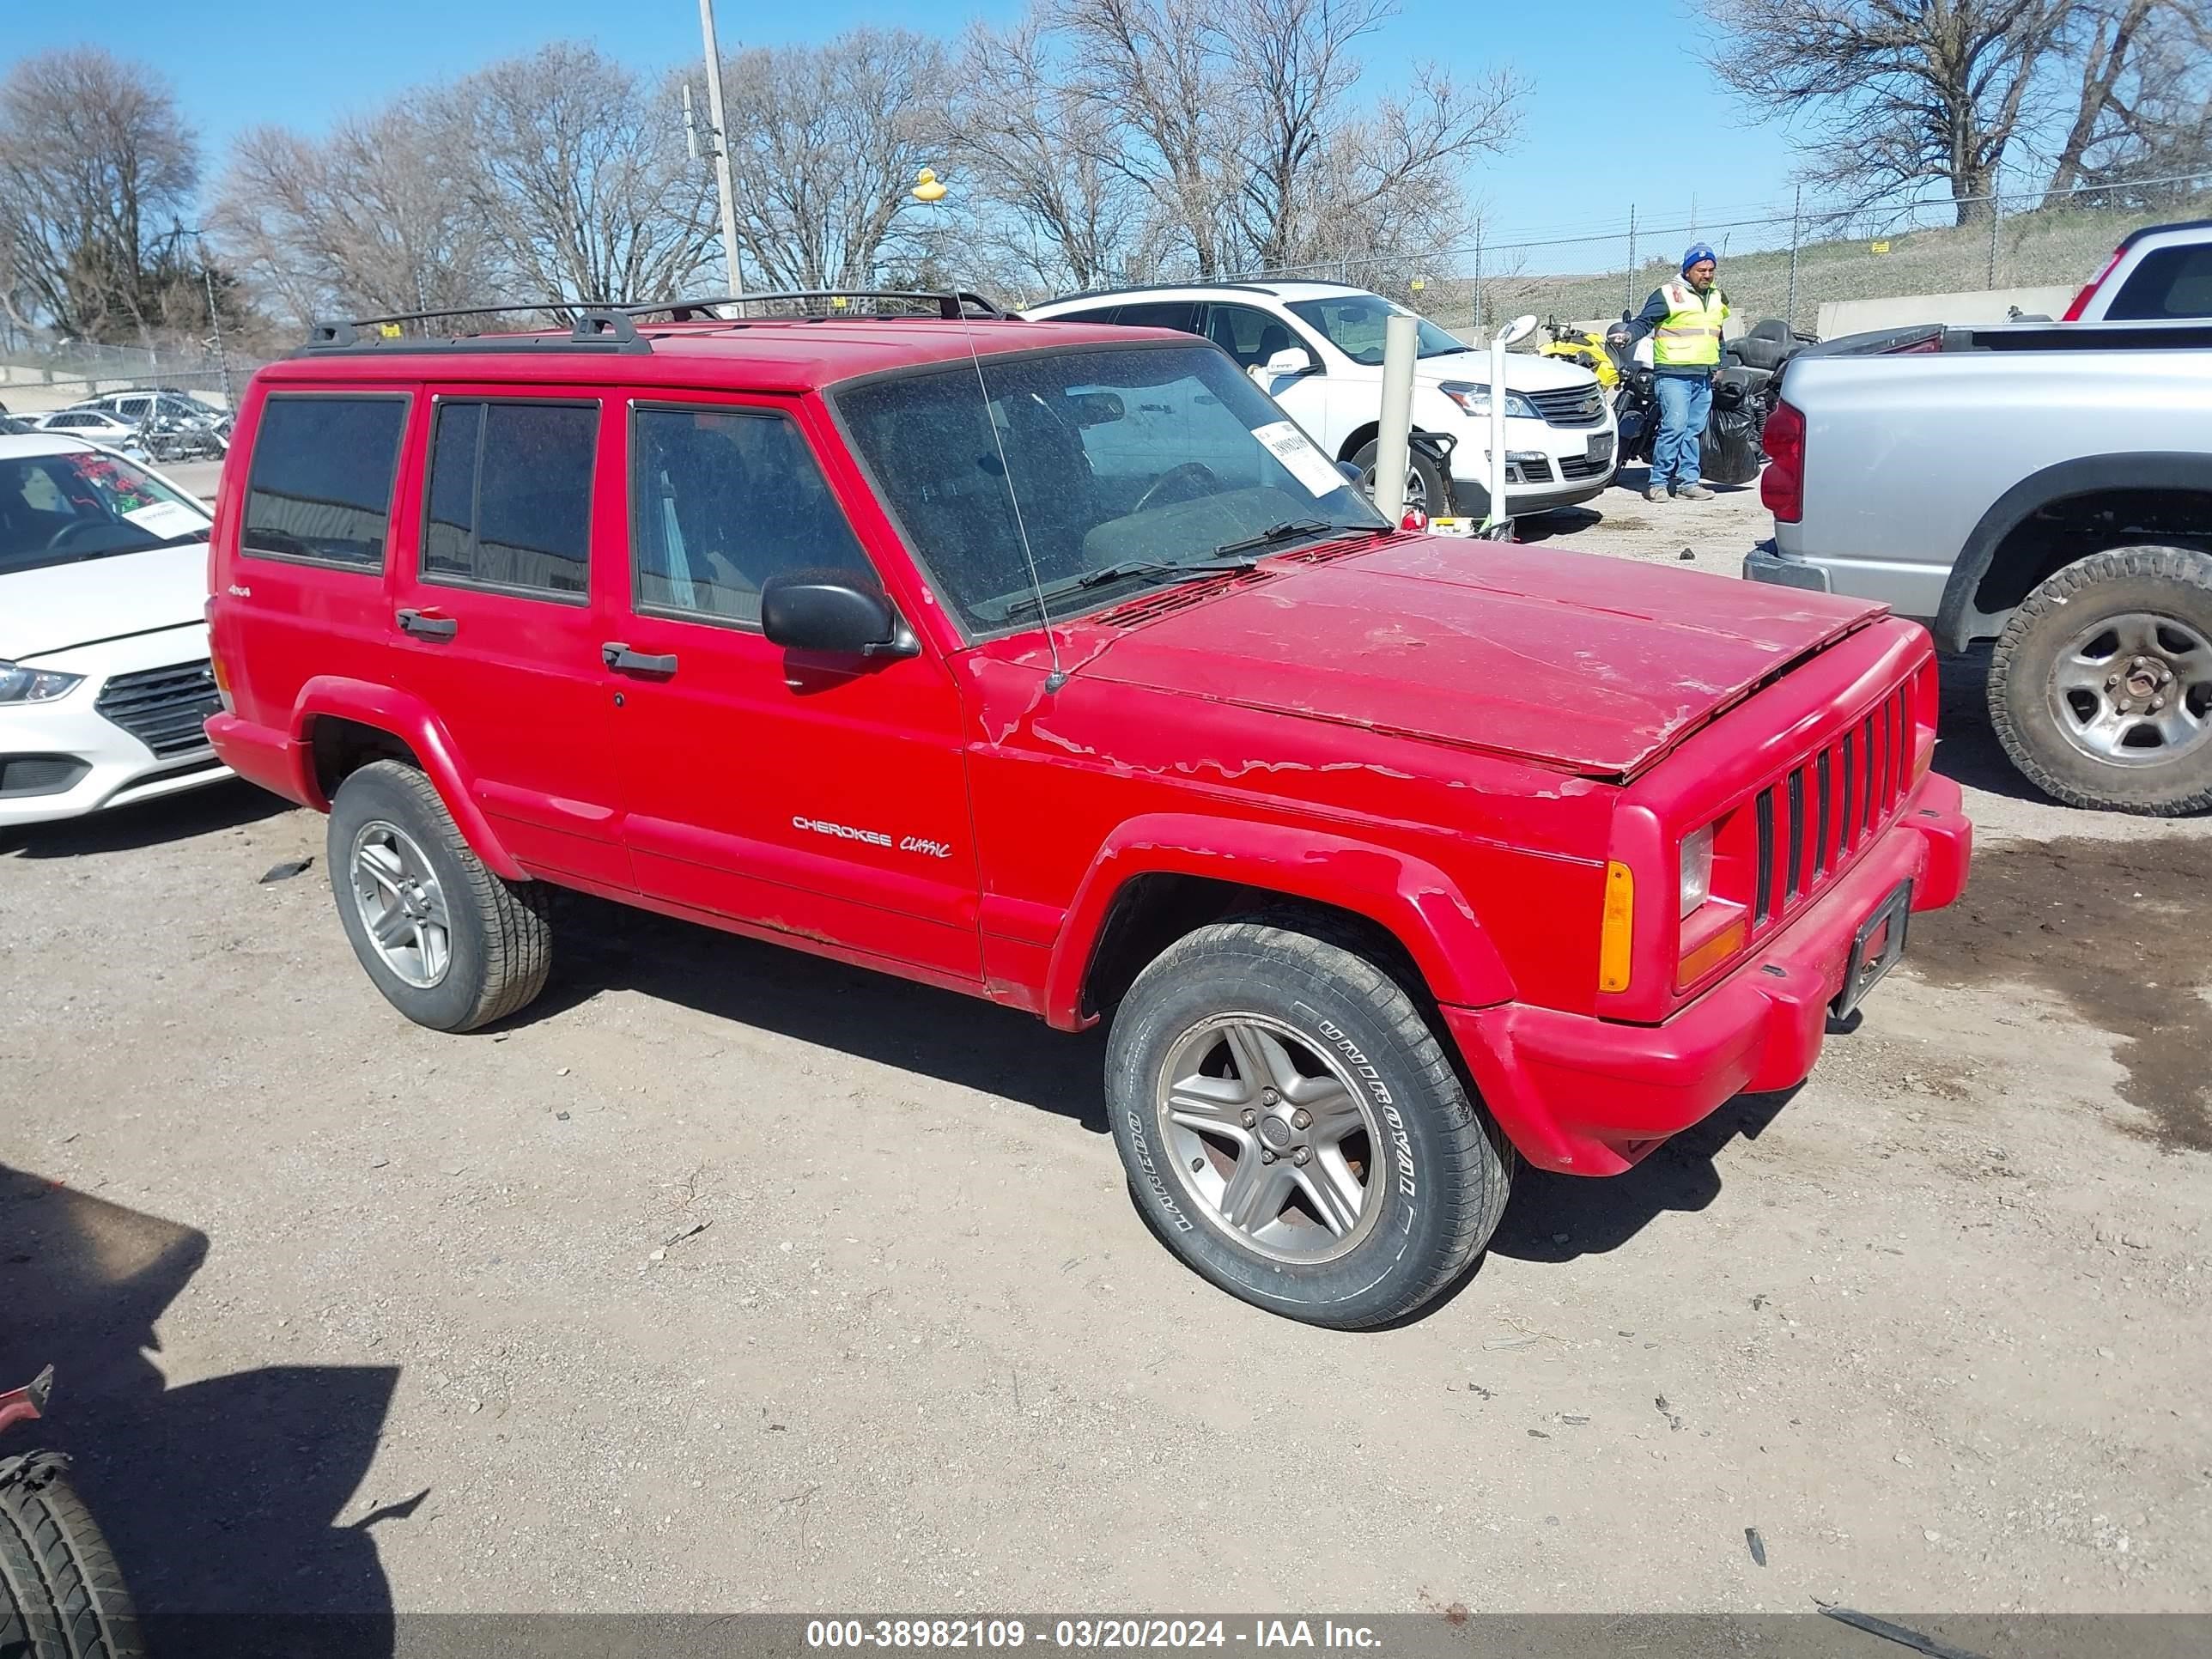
[1438,382,1540,420]
[1680,824,1716,918]
[0,661,85,703]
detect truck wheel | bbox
[1987,545,2212,815]
[326,760,553,1031]
[0,1452,144,1659]
[1352,440,1448,520]
[1104,912,1512,1328]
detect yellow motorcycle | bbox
[1537,317,1620,388]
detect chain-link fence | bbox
[0,337,262,419]
[1231,171,2212,339]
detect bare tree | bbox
[1704,0,2081,223]
[713,30,953,292]
[0,48,198,340]
[446,44,714,306]
[214,100,499,326]
[1225,0,1522,271]
[1043,0,1521,277]
[951,18,1139,292]
[2042,0,2212,201]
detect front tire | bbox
[326,761,553,1031]
[1352,439,1449,521]
[1104,913,1512,1328]
[0,1453,143,1659]
[1987,545,2212,815]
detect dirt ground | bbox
[3,472,2209,1626]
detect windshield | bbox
[0,448,210,576]
[836,343,1384,633]
[1286,295,1469,364]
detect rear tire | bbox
[0,1453,143,1659]
[1104,911,1512,1328]
[326,760,553,1031]
[1987,545,2212,815]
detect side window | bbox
[2106,245,2212,321]
[420,399,597,597]
[242,393,409,570]
[1205,304,1294,369]
[629,405,867,627]
[1113,301,1201,335]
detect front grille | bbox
[1751,676,1917,929]
[1558,453,1609,479]
[1515,458,1555,483]
[1526,386,1606,427]
[94,660,220,757]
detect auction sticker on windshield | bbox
[1251,420,1346,498]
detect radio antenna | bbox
[953,299,1067,692]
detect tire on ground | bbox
[1986,544,2212,816]
[0,1453,144,1659]
[326,759,553,1031]
[1352,439,1451,521]
[1103,910,1513,1328]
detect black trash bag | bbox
[1700,398,1765,486]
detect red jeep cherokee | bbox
[204,294,1972,1328]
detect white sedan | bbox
[1,433,230,827]
[32,408,145,448]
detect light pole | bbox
[695,0,745,297]
[171,221,233,408]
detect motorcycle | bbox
[137,416,227,465]
[0,1367,143,1658]
[1537,317,1620,388]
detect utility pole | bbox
[696,0,745,297]
[1786,185,1802,331]
[1626,204,1638,313]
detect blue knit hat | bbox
[1681,242,1717,271]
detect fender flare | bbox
[291,677,526,880]
[1936,452,2212,652]
[1041,812,1517,1030]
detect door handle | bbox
[397,609,458,641]
[602,641,678,676]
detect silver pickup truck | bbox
[1744,319,2212,814]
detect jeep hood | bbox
[0,541,210,661]
[1079,537,1888,777]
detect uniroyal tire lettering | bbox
[1126,1108,1194,1231]
[1316,1016,1416,1200]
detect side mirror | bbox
[1263,345,1318,378]
[760,569,919,659]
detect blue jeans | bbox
[1651,372,1711,490]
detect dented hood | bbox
[1079,537,1889,777]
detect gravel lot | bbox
[4,471,2208,1626]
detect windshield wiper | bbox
[1211,519,1380,558]
[1001,556,1260,622]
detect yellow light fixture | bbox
[1598,861,1635,993]
[913,167,947,204]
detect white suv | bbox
[2063,217,2212,321]
[1024,281,1617,517]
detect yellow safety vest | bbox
[1653,281,1730,368]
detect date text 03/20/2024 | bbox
[805,1620,1382,1650]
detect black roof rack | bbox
[620,289,1011,322]
[296,304,646,356]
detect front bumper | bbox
[0,629,231,829]
[1443,770,1972,1176]
[1444,414,1617,513]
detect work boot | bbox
[1676,483,1714,501]
[1644,485,1668,503]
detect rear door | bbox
[605,392,981,987]
[386,387,630,890]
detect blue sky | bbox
[12,0,1804,261]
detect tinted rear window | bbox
[2106,244,2212,321]
[420,399,597,597]
[243,394,409,569]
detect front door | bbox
[606,394,982,988]
[386,389,630,889]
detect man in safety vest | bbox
[1611,242,1729,502]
